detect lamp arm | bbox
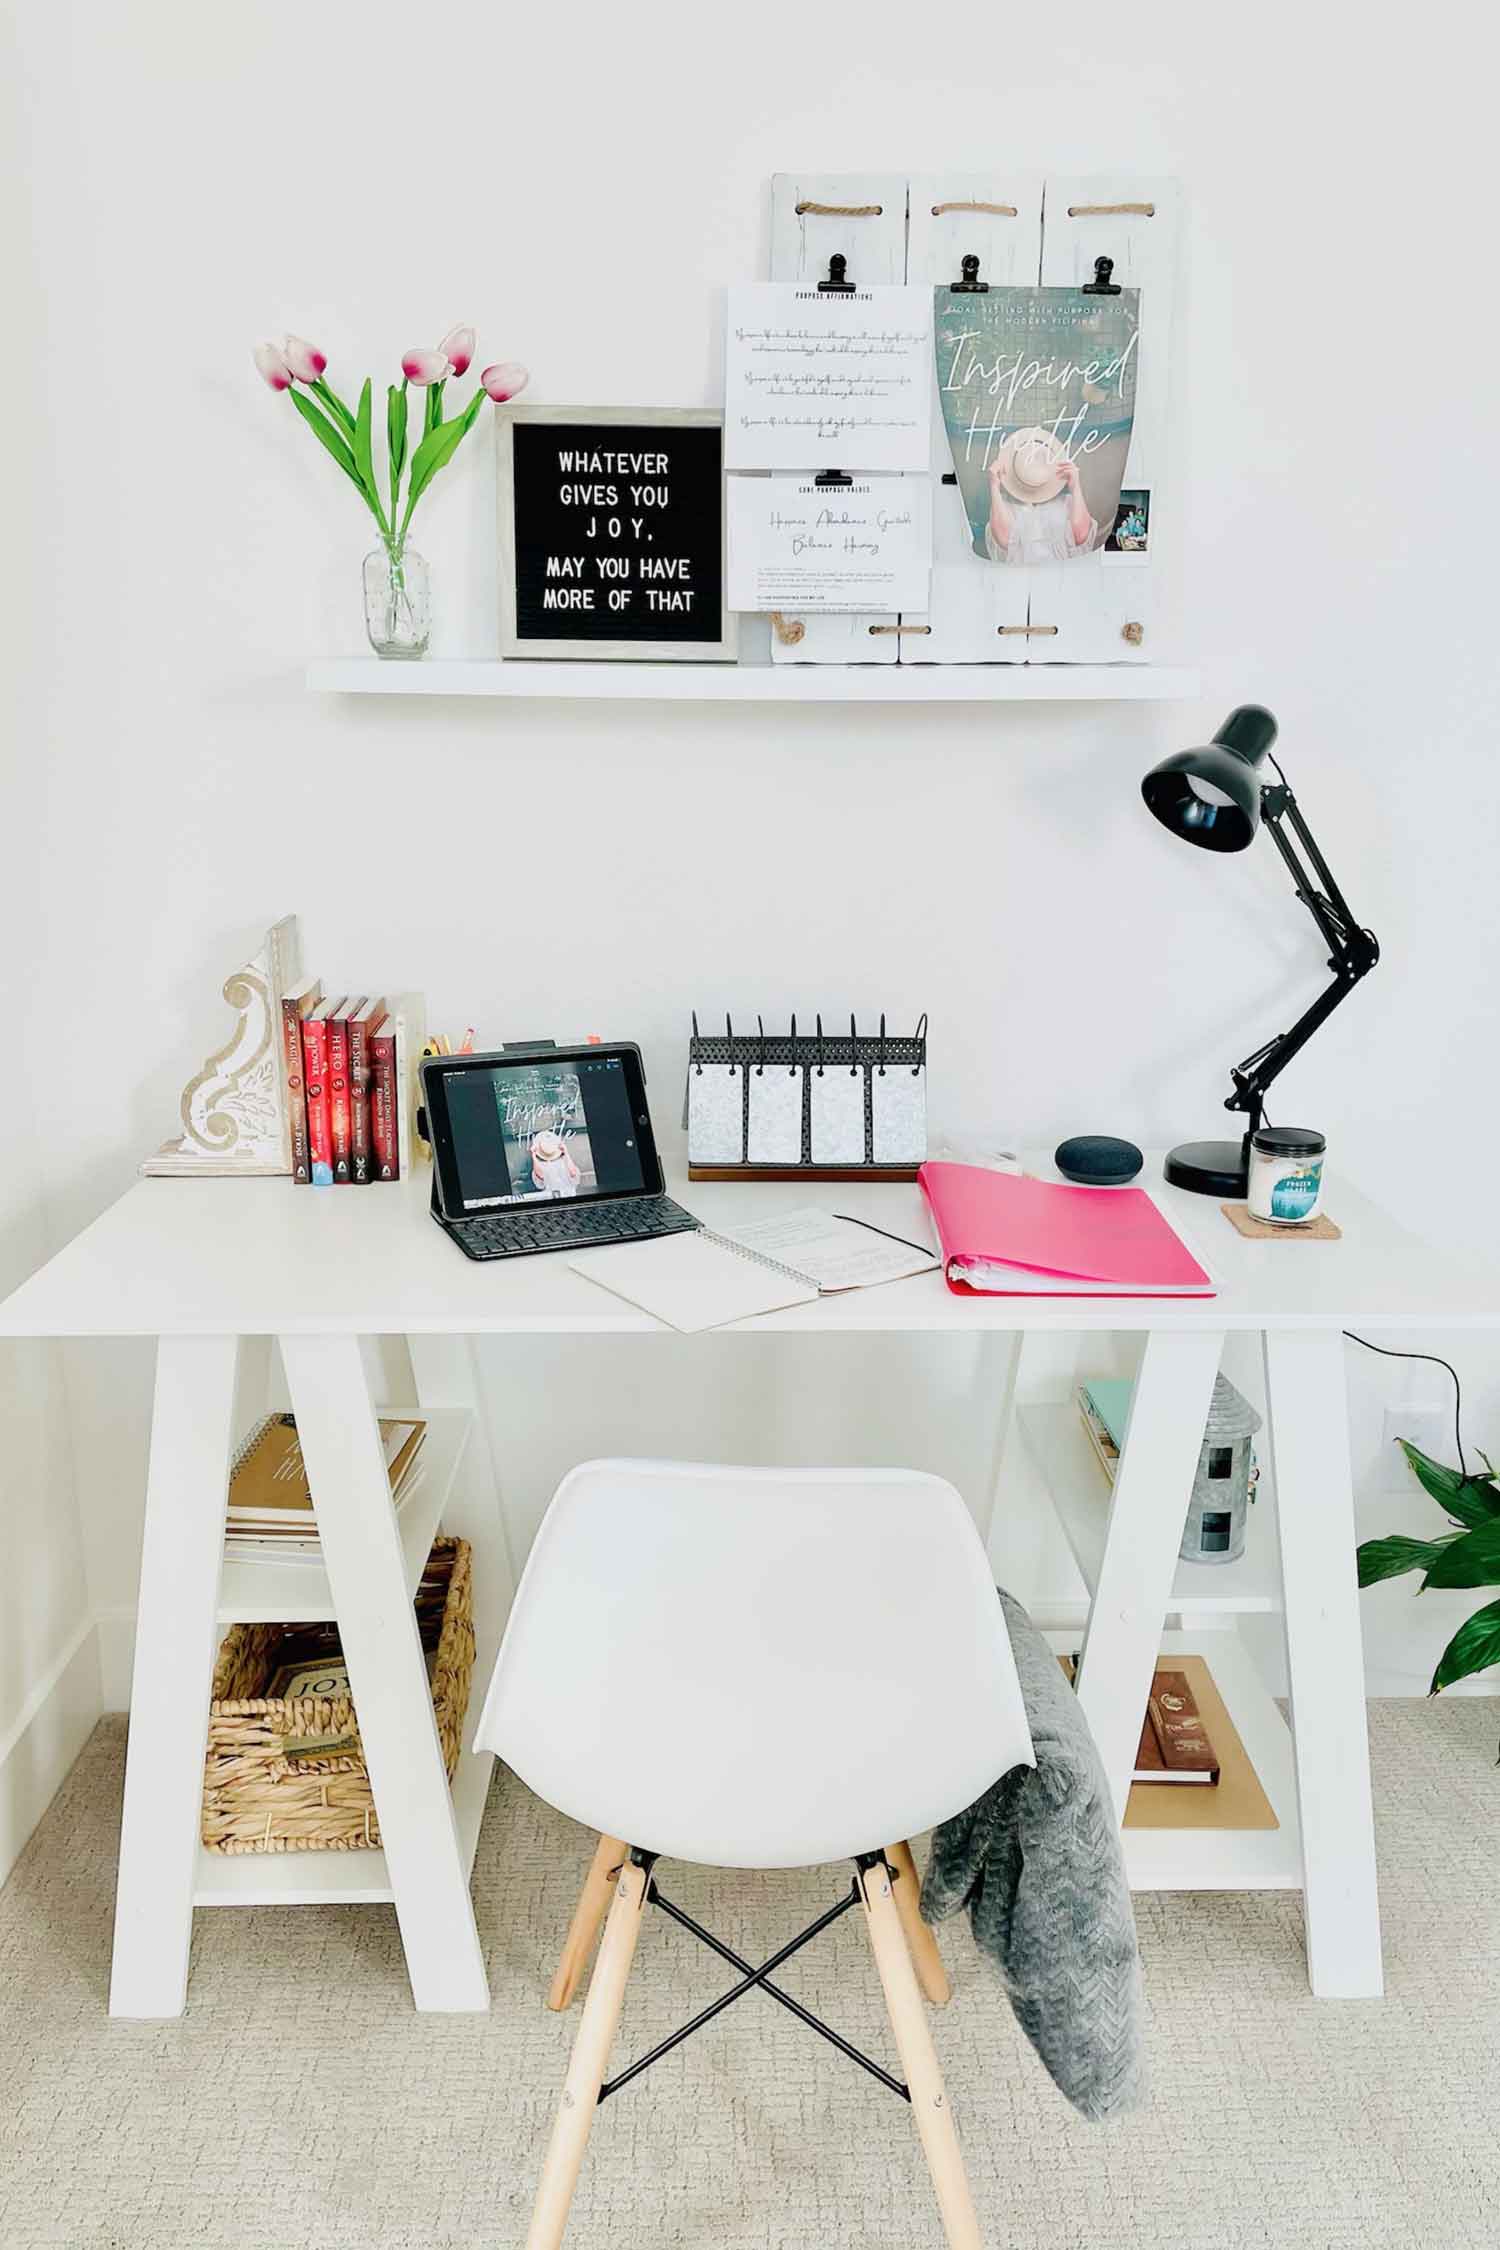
[1223,783,1380,1137]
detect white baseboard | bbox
[0,1615,103,1891]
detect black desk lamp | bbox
[1141,704,1380,1197]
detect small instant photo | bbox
[1103,486,1151,564]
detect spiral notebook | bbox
[569,1208,938,1332]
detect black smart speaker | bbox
[1054,1135,1144,1186]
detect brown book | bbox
[1146,1669,1220,1783]
[347,997,386,1185]
[279,976,322,1185]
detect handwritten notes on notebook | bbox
[727,476,931,613]
[725,286,933,472]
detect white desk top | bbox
[1,1153,1493,1339]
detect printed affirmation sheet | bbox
[728,476,932,613]
[725,285,933,472]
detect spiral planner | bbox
[685,1013,928,1181]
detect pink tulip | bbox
[281,333,327,382]
[438,323,475,377]
[253,341,295,391]
[401,347,452,386]
[480,360,529,402]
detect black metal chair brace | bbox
[596,1850,911,2106]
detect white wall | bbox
[0,16,100,1878]
[7,1,1499,1721]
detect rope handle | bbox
[931,199,1017,216]
[1067,201,1155,217]
[795,200,882,216]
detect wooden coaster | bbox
[1221,1203,1341,1241]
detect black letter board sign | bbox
[496,404,736,661]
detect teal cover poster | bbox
[934,287,1140,565]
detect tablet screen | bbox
[433,1050,653,1213]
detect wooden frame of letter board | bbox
[496,404,737,661]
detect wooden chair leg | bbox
[858,1855,982,2250]
[527,1854,650,2250]
[548,1835,629,2011]
[886,1839,952,2006]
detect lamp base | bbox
[1164,1137,1249,1198]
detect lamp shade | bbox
[1141,703,1279,854]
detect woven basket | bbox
[203,1536,474,1855]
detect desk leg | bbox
[1074,1328,1225,1821]
[110,1335,239,2018]
[281,1333,489,2013]
[1263,1328,1383,1998]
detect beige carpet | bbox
[2,1706,1499,2250]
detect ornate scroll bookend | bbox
[142,915,300,1177]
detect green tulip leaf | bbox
[401,388,486,529]
[387,384,408,482]
[425,378,444,439]
[1421,1517,1500,1590]
[288,386,365,494]
[352,378,388,534]
[312,378,356,438]
[1430,1597,1500,1693]
[1357,1532,1463,1589]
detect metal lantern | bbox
[1181,1375,1261,1564]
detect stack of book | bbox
[1076,1378,1131,1483]
[225,1412,428,1565]
[278,981,425,1187]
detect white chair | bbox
[475,1457,1034,2250]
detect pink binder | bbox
[919,1162,1215,1298]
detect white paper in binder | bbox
[746,1063,803,1165]
[809,1066,866,1166]
[687,1060,744,1165]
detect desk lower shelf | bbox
[1020,1403,1281,1615]
[196,1739,493,1908]
[216,1406,472,1625]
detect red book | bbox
[301,999,340,1188]
[347,997,385,1186]
[327,996,364,1186]
[369,1013,399,1181]
[279,976,321,1186]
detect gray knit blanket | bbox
[920,1589,1146,2120]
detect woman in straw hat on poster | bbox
[984,426,1099,564]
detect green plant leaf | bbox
[400,386,486,529]
[1399,1440,1500,1528]
[1430,1597,1500,1692]
[1357,1533,1463,1589]
[1421,1518,1500,1590]
[425,378,444,439]
[288,385,365,494]
[387,384,407,482]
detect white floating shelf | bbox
[1020,1404,1281,1616]
[196,1735,493,1908]
[216,1406,472,1625]
[307,657,1201,704]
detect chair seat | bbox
[475,1458,1033,1867]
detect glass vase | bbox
[363,543,430,660]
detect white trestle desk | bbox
[2,1155,1492,2018]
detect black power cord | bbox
[1342,1331,1473,1484]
